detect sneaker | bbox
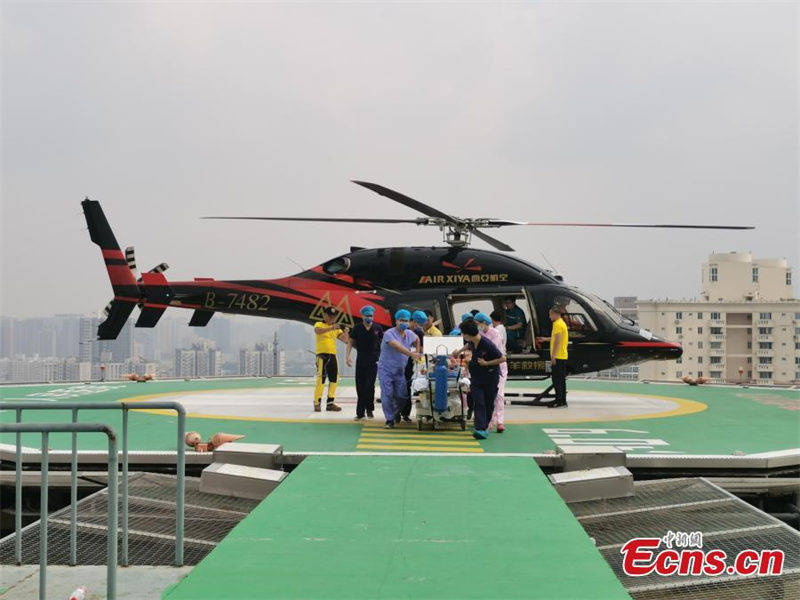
[547,402,568,409]
[402,416,412,423]
[313,404,321,413]
[384,421,395,429]
[497,424,505,433]
[472,429,489,440]
[353,415,365,421]
[327,403,342,412]
[366,411,374,419]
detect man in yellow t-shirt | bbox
[548,307,569,409]
[423,310,443,337]
[313,307,350,412]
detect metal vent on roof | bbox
[0,472,259,566]
[569,478,800,600]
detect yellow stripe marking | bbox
[359,436,480,447]
[357,444,484,453]
[359,429,471,437]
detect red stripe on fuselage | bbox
[272,276,386,301]
[177,281,315,303]
[617,341,681,348]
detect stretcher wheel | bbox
[460,419,466,431]
[417,419,422,431]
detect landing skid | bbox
[508,383,556,407]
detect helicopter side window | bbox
[549,295,598,339]
[449,298,495,333]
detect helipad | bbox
[130,385,705,424]
[2,378,797,456]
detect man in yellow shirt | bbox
[423,310,443,337]
[314,306,349,412]
[548,307,569,409]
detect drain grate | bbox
[0,472,260,566]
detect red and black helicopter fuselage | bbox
[84,199,681,379]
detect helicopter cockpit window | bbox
[322,257,351,275]
[550,294,597,339]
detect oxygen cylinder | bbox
[434,355,449,412]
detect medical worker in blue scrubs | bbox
[378,309,421,429]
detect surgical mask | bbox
[363,317,373,324]
[397,322,409,331]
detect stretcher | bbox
[413,336,468,431]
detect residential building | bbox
[638,252,798,384]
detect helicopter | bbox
[82,181,752,400]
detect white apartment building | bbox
[638,252,798,385]
[239,343,275,377]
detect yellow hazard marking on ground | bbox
[356,444,485,453]
[509,391,707,424]
[356,426,483,453]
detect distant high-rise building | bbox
[639,253,799,384]
[203,317,232,354]
[239,343,275,376]
[277,322,313,351]
[54,314,82,358]
[0,317,14,358]
[80,317,134,364]
[174,343,222,378]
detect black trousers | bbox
[552,360,567,404]
[470,381,498,431]
[355,361,377,417]
[399,357,414,418]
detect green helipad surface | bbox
[162,455,630,600]
[1,378,798,455]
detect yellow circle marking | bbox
[511,390,707,424]
[120,387,706,425]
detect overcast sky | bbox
[1,1,797,319]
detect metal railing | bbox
[1,401,186,567]
[0,422,118,600]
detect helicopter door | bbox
[448,292,548,379]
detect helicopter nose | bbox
[659,341,683,360]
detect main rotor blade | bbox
[203,216,427,224]
[484,220,754,230]
[470,229,515,252]
[352,181,460,224]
